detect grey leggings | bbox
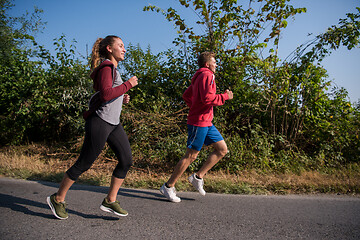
[66,114,133,181]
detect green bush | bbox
[0,37,91,144]
[1,0,359,174]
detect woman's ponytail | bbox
[90,37,103,71]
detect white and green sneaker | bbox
[100,198,128,217]
[46,193,68,220]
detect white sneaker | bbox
[188,173,206,196]
[160,183,181,203]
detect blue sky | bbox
[10,0,360,102]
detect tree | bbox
[0,0,45,64]
[144,0,360,167]
[0,1,90,144]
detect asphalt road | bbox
[0,177,359,240]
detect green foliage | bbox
[1,0,359,175]
[289,7,360,63]
[120,44,194,113]
[144,0,360,171]
[0,35,91,144]
[0,0,45,64]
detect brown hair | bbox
[90,35,121,71]
[198,51,215,68]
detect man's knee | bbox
[184,148,200,163]
[214,141,228,157]
[217,148,228,158]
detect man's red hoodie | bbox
[182,67,229,127]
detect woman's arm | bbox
[97,66,134,102]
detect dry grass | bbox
[1,144,359,195]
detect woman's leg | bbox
[107,176,125,202]
[106,123,133,201]
[60,115,112,200]
[55,173,75,202]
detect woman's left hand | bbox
[123,94,130,104]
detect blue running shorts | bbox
[186,124,224,151]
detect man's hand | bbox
[225,89,233,100]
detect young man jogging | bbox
[160,52,233,202]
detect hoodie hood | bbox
[191,67,213,84]
[90,60,115,90]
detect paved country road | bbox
[0,177,359,240]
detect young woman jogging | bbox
[47,35,138,219]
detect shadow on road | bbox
[39,180,195,202]
[0,193,121,220]
[0,179,196,221]
[0,193,53,219]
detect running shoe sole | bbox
[100,205,128,217]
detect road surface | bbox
[0,177,359,239]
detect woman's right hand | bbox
[128,76,138,87]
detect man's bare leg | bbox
[196,140,228,178]
[167,148,199,187]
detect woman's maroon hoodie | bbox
[83,60,132,119]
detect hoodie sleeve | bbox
[97,66,133,102]
[198,72,229,106]
[182,85,193,107]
